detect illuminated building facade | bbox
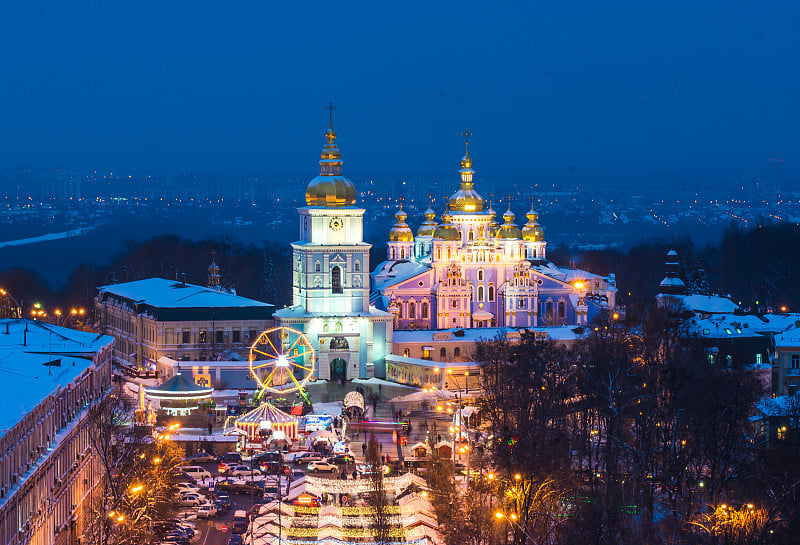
[372,139,617,330]
[0,320,113,545]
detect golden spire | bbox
[460,128,473,169]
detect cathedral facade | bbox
[371,143,617,330]
[274,120,393,381]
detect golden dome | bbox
[522,207,545,241]
[448,137,485,213]
[416,207,438,237]
[434,211,461,241]
[496,208,522,240]
[388,208,414,242]
[305,122,357,207]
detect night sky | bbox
[1,1,798,179]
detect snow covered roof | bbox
[370,259,430,292]
[776,327,800,348]
[145,373,214,400]
[681,294,739,314]
[97,278,274,320]
[685,317,765,339]
[0,319,113,431]
[274,304,391,319]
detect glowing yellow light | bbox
[447,369,452,374]
[117,515,124,522]
[510,514,517,521]
[434,367,440,373]
[495,512,504,519]
[612,312,619,320]
[464,371,469,376]
[108,511,115,518]
[436,406,443,411]
[514,474,521,480]
[574,281,584,289]
[153,458,161,464]
[421,491,428,497]
[130,484,143,493]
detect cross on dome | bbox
[326,101,336,129]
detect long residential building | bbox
[95,277,275,372]
[0,319,113,545]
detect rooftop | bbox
[0,319,113,431]
[98,277,273,309]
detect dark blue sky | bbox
[1,1,798,180]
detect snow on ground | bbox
[352,377,416,389]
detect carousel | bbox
[144,373,213,416]
[234,401,300,444]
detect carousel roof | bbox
[144,373,213,400]
[236,402,299,425]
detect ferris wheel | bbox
[249,326,316,396]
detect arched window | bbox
[409,303,416,319]
[454,347,461,357]
[440,347,447,358]
[451,299,458,309]
[403,348,410,357]
[533,248,537,258]
[335,321,343,332]
[488,284,495,301]
[323,323,329,333]
[477,285,484,301]
[447,247,452,260]
[478,269,484,281]
[315,261,321,273]
[468,230,474,241]
[401,247,405,259]
[421,302,428,319]
[331,266,343,294]
[437,248,441,260]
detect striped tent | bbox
[235,401,299,440]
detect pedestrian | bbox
[362,443,366,455]
[352,469,358,480]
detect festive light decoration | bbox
[249,326,316,395]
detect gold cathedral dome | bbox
[522,206,545,241]
[305,116,357,207]
[447,130,486,213]
[416,207,438,237]
[496,207,522,240]
[388,208,414,242]
[434,211,461,241]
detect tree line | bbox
[426,308,800,545]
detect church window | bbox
[518,298,525,309]
[403,348,410,357]
[533,248,537,259]
[409,304,416,319]
[478,269,484,281]
[558,301,566,318]
[546,301,553,317]
[454,347,461,357]
[421,302,428,319]
[331,266,343,294]
[451,299,458,309]
[199,330,207,344]
[323,323,329,333]
[477,285,484,302]
[401,247,405,259]
[468,230,474,241]
[315,261,321,273]
[440,348,447,358]
[437,248,441,260]
[335,321,343,333]
[398,303,403,319]
[354,261,360,272]
[488,284,495,302]
[447,248,452,260]
[792,355,799,370]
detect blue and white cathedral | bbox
[274,119,393,381]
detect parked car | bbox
[186,451,216,463]
[297,452,323,464]
[214,490,231,502]
[326,454,355,465]
[228,465,261,478]
[178,466,212,481]
[228,535,244,545]
[173,471,197,484]
[178,493,204,507]
[259,461,285,475]
[308,460,337,473]
[196,503,218,519]
[161,534,190,545]
[175,482,200,494]
[217,452,243,464]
